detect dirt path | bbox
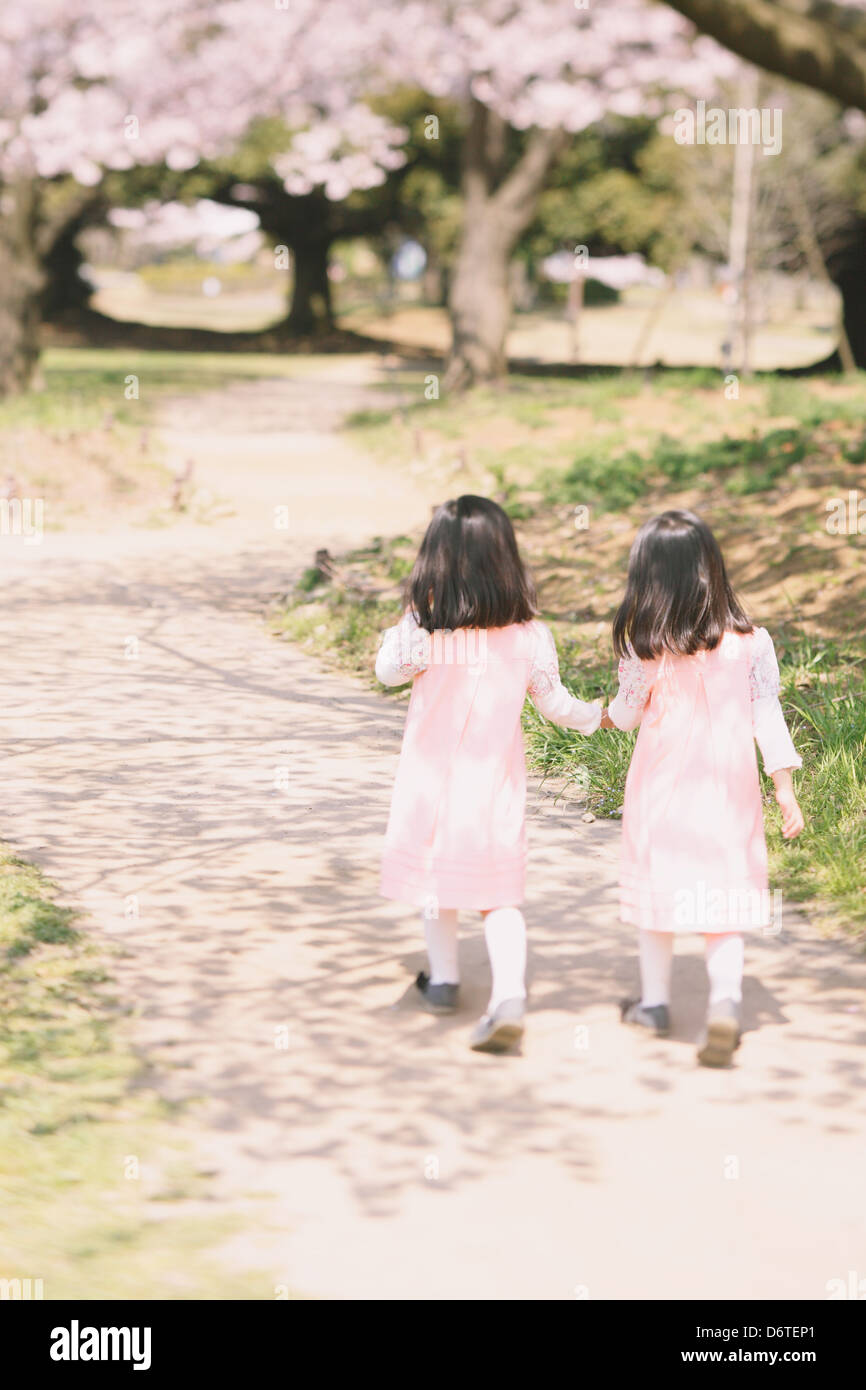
[2,361,865,1300]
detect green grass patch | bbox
[770,634,866,931]
[344,368,866,520]
[0,848,278,1297]
[543,421,848,513]
[268,535,408,678]
[0,346,338,437]
[522,638,634,819]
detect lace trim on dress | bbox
[379,611,430,678]
[617,653,651,710]
[748,627,781,702]
[527,623,561,700]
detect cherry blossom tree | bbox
[344,0,739,385]
[207,0,866,376]
[0,0,407,392]
[0,1,225,393]
[7,0,866,397]
[157,0,410,336]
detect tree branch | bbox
[810,0,866,45]
[666,0,866,110]
[462,98,494,204]
[492,126,566,235]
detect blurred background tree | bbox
[7,0,866,394]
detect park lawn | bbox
[273,368,866,938]
[0,847,276,1298]
[341,282,838,371]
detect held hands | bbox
[772,768,805,839]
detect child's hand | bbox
[772,769,805,839]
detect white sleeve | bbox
[375,611,430,687]
[608,652,651,732]
[527,622,602,734]
[749,627,802,774]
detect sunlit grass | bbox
[0,346,354,434]
[0,847,278,1297]
[771,634,866,929]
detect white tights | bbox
[423,908,460,986]
[423,906,527,1012]
[639,929,744,1008]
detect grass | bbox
[341,282,839,371]
[276,367,866,938]
[0,847,277,1298]
[775,635,866,926]
[5,346,338,433]
[348,367,866,512]
[269,535,405,670]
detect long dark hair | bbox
[612,509,752,660]
[406,495,537,632]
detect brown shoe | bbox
[697,999,741,1067]
[469,998,525,1053]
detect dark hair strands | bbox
[406,495,537,632]
[612,509,753,660]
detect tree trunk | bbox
[41,207,97,321]
[727,67,759,375]
[446,208,512,388]
[826,219,866,368]
[445,102,564,389]
[0,181,44,397]
[284,235,334,336]
[785,177,857,373]
[782,215,866,373]
[667,0,866,113]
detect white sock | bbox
[483,907,527,1013]
[424,908,459,985]
[705,933,744,1005]
[639,929,674,1008]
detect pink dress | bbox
[376,614,601,911]
[608,627,802,935]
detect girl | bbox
[602,509,804,1067]
[376,495,602,1053]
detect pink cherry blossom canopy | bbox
[0,0,802,197]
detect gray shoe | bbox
[697,999,741,1068]
[620,998,671,1037]
[469,998,525,1053]
[415,971,459,1015]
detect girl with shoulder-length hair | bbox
[376,495,602,1054]
[604,510,805,1066]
